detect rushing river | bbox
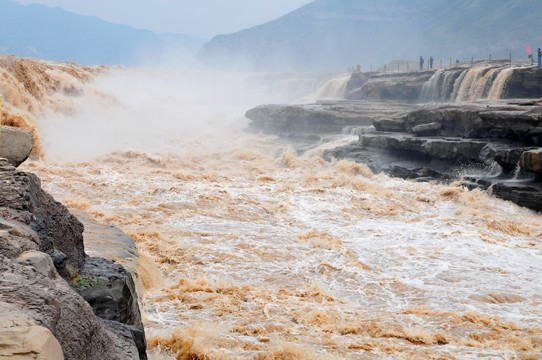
[10,64,542,359]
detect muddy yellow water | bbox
[22,143,542,359]
[3,58,541,359]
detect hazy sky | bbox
[12,0,313,39]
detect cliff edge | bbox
[0,157,147,359]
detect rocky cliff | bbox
[0,157,147,358]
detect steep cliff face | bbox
[0,159,147,359]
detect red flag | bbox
[527,44,532,54]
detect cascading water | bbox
[421,66,516,102]
[487,67,515,99]
[2,57,541,359]
[297,73,351,103]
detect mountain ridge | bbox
[0,0,206,66]
[198,0,542,72]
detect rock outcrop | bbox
[0,216,139,359]
[0,125,33,167]
[325,99,542,211]
[246,96,542,212]
[246,64,542,212]
[246,101,414,139]
[0,160,86,270]
[346,71,435,101]
[0,159,147,359]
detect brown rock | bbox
[519,148,542,174]
[0,304,64,360]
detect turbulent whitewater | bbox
[2,57,542,359]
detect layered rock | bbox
[246,100,414,139]
[346,71,435,101]
[246,66,542,211]
[326,99,542,211]
[246,95,542,211]
[0,159,147,359]
[0,160,86,270]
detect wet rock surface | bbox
[329,99,542,211]
[0,159,148,359]
[77,256,142,326]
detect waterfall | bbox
[453,67,490,101]
[421,66,515,102]
[440,69,464,101]
[421,69,465,102]
[487,67,514,99]
[472,68,499,99]
[297,73,350,102]
[421,69,445,102]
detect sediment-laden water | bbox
[3,59,541,359]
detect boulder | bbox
[519,148,542,174]
[0,126,33,167]
[75,256,146,358]
[102,320,147,360]
[372,117,404,132]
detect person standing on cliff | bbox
[429,56,434,69]
[419,56,424,70]
[538,48,541,67]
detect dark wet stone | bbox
[77,256,142,327]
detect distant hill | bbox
[0,0,206,66]
[198,0,542,72]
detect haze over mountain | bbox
[0,0,205,66]
[198,0,542,72]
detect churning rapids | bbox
[2,58,542,359]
